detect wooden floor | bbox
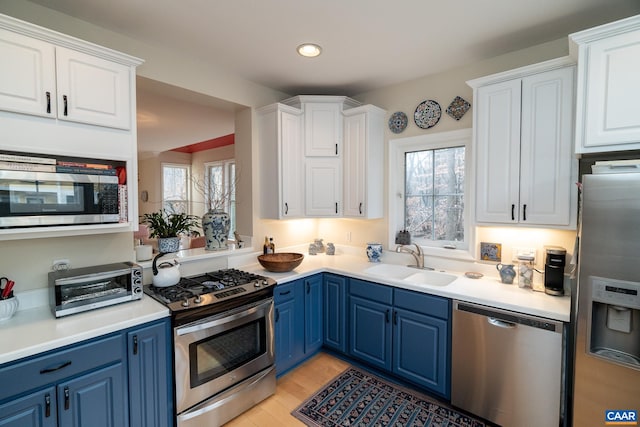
[224,352,351,426]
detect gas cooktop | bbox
[144,268,276,313]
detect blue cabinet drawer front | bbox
[349,279,393,304]
[274,281,297,303]
[394,289,450,319]
[0,333,124,402]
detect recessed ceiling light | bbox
[297,43,322,58]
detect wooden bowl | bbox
[257,253,304,272]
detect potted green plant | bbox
[140,209,200,253]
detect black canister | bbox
[544,246,566,296]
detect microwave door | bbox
[0,170,119,227]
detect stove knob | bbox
[181,298,190,307]
[262,279,269,286]
[194,295,202,304]
[254,280,261,288]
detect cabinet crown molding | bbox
[569,14,640,45]
[0,13,143,67]
[466,56,575,89]
[281,95,362,110]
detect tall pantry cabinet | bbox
[468,58,577,229]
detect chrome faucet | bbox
[395,243,428,269]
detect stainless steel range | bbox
[144,269,277,427]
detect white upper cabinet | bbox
[470,59,577,229]
[570,15,640,153]
[304,102,342,157]
[0,29,56,118]
[342,105,385,218]
[0,26,134,130]
[260,96,384,219]
[257,103,304,219]
[305,158,342,217]
[474,79,522,224]
[55,47,132,130]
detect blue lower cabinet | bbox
[0,318,173,427]
[347,279,451,398]
[304,275,323,354]
[127,318,172,427]
[393,307,449,397]
[274,281,305,375]
[349,295,392,371]
[323,274,347,353]
[0,386,57,427]
[274,274,324,376]
[58,363,127,427]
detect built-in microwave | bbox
[0,170,120,228]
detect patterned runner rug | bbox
[292,366,486,427]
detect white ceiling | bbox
[24,0,640,151]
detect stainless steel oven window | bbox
[189,317,267,388]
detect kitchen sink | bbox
[402,271,457,287]
[363,264,456,286]
[363,264,417,279]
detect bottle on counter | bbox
[263,236,269,255]
[269,237,275,254]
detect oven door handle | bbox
[175,298,272,336]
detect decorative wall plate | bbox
[414,100,441,129]
[446,96,471,121]
[388,111,408,134]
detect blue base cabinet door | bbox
[323,274,347,353]
[393,288,451,398]
[349,295,392,371]
[0,386,57,427]
[57,363,127,427]
[274,281,304,375]
[304,275,323,354]
[128,319,172,427]
[393,308,449,396]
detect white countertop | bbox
[0,247,570,366]
[0,296,168,365]
[239,251,571,323]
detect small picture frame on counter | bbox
[480,242,502,262]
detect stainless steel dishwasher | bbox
[451,300,564,427]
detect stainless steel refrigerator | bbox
[573,166,640,426]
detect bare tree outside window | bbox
[162,164,190,214]
[405,146,464,242]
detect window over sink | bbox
[389,129,473,258]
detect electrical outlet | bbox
[513,247,536,262]
[346,231,352,243]
[52,259,70,271]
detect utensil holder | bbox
[0,296,18,322]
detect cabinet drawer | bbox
[0,333,124,402]
[349,279,393,304]
[394,289,450,320]
[274,281,297,303]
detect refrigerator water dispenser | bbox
[588,276,640,368]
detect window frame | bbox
[204,159,236,234]
[388,128,474,260]
[161,162,191,214]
